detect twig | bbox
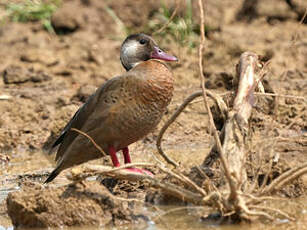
[87,163,156,173]
[254,92,306,101]
[249,205,295,221]
[156,89,227,167]
[261,162,307,195]
[158,166,208,197]
[81,164,219,206]
[195,165,219,193]
[243,194,287,205]
[154,0,179,35]
[185,92,306,106]
[197,0,237,200]
[238,196,274,221]
[247,144,265,193]
[156,92,201,167]
[70,128,107,157]
[259,141,276,191]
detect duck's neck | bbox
[121,56,138,71]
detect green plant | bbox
[149,0,198,47]
[6,0,61,33]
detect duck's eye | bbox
[139,39,147,45]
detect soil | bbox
[6,181,149,228]
[0,0,306,229]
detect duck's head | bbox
[120,33,178,71]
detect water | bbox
[0,147,306,230]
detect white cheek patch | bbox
[123,41,138,57]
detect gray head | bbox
[120,33,178,71]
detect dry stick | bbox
[237,196,274,221]
[71,128,107,157]
[290,7,307,46]
[158,165,208,197]
[197,0,237,199]
[189,92,306,106]
[249,205,295,221]
[154,0,180,35]
[243,194,287,205]
[156,92,201,167]
[88,163,156,173]
[254,92,306,101]
[196,165,219,193]
[93,159,208,198]
[259,141,277,191]
[261,162,307,195]
[156,90,227,167]
[247,143,265,194]
[83,164,218,206]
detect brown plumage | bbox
[45,34,177,183]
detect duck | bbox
[45,33,177,183]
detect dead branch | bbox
[285,0,307,23]
[249,205,295,221]
[156,92,201,167]
[73,164,220,206]
[71,128,107,157]
[260,162,307,195]
[156,90,227,167]
[158,165,208,196]
[198,0,238,203]
[259,142,276,191]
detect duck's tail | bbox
[44,167,61,184]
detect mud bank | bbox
[6,180,149,228]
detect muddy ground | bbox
[0,0,306,229]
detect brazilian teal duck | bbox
[45,33,177,183]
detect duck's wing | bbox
[50,75,123,162]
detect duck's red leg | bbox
[122,147,131,164]
[109,146,120,167]
[122,147,153,176]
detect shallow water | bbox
[1,146,306,230]
[1,199,307,230]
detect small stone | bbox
[3,65,29,84]
[51,4,81,33]
[2,65,51,84]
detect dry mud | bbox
[0,0,306,228]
